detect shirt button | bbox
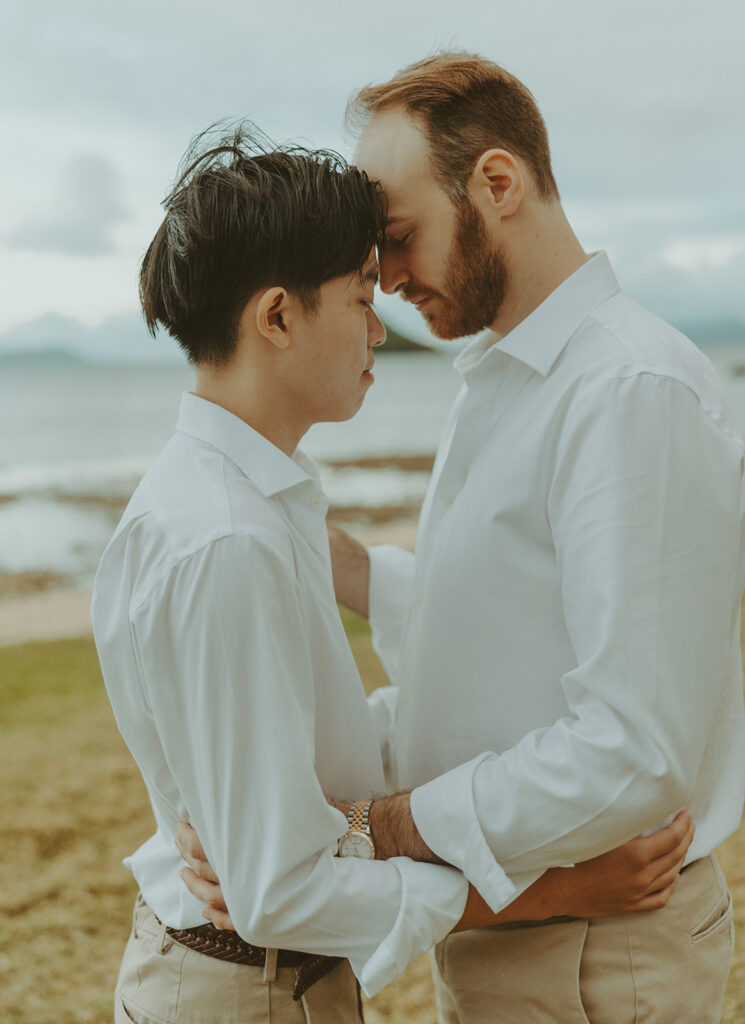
[400,693,409,705]
[442,493,454,507]
[416,592,424,606]
[309,494,320,507]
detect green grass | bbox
[2,620,744,1023]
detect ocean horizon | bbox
[3,339,745,590]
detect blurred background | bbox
[1,1,744,1020]
[1,0,744,598]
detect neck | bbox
[195,362,306,457]
[491,203,589,338]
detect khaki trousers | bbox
[113,895,363,1024]
[432,854,734,1024]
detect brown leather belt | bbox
[164,921,343,1001]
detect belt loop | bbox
[263,947,278,984]
[158,921,174,956]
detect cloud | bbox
[9,154,129,256]
[661,236,745,273]
[1,0,743,330]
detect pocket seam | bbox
[690,892,733,944]
[121,997,173,1024]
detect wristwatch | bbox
[337,799,375,859]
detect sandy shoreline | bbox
[0,518,418,647]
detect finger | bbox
[179,867,228,911]
[203,906,236,931]
[628,810,692,863]
[635,811,692,860]
[642,863,682,896]
[195,859,220,885]
[175,820,211,870]
[176,836,220,885]
[642,821,695,882]
[627,879,678,913]
[174,820,197,860]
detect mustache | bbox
[402,284,441,304]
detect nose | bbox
[367,306,386,348]
[378,249,408,296]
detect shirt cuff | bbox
[410,753,517,913]
[368,545,415,684]
[353,858,468,997]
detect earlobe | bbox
[256,287,291,349]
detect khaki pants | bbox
[114,895,363,1024]
[432,854,734,1024]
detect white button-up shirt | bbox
[91,393,467,997]
[368,252,745,911]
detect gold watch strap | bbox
[347,799,372,834]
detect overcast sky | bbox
[1,0,743,347]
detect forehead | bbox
[333,252,378,296]
[354,109,438,212]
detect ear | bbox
[471,149,523,219]
[255,287,292,349]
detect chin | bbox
[427,316,471,342]
[428,308,492,341]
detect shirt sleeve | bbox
[368,544,416,684]
[132,531,467,996]
[367,685,400,793]
[411,372,745,910]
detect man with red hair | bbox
[329,52,744,1022]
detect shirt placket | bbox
[396,358,536,759]
[417,357,532,559]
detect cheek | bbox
[413,239,448,288]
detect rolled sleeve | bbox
[411,755,518,912]
[356,858,467,995]
[368,544,416,683]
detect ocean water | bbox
[0,353,462,583]
[2,344,745,585]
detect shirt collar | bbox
[176,392,317,498]
[454,251,620,380]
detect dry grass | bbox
[1,609,743,1023]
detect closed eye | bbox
[387,231,411,249]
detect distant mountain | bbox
[0,312,185,366]
[0,309,428,365]
[0,346,87,367]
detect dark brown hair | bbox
[140,123,386,365]
[347,52,559,202]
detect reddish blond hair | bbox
[347,52,559,202]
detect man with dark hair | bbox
[93,126,470,1022]
[94,122,695,1023]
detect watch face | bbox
[339,831,375,859]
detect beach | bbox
[0,515,419,646]
[3,598,745,1024]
